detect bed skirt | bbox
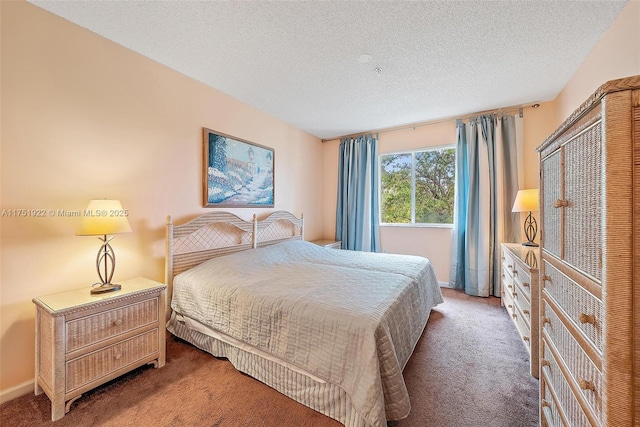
[167,312,369,427]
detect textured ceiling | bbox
[29,1,628,140]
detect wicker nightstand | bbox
[310,239,341,249]
[33,277,166,421]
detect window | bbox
[379,146,455,225]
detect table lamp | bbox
[77,199,132,294]
[512,189,539,247]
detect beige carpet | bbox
[0,288,538,426]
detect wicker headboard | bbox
[256,210,304,248]
[165,210,304,288]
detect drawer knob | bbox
[113,319,123,326]
[553,199,569,208]
[522,282,530,288]
[512,313,517,319]
[542,317,551,326]
[542,275,551,282]
[507,304,513,309]
[523,309,530,315]
[507,264,513,269]
[523,336,530,342]
[541,359,550,368]
[579,313,596,325]
[578,379,596,392]
[507,284,513,290]
[512,292,517,298]
[512,270,518,276]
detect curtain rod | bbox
[321,103,535,143]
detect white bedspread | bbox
[170,240,443,426]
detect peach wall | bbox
[555,0,640,123]
[522,102,558,189]
[0,2,323,394]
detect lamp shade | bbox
[77,199,132,236]
[512,189,539,212]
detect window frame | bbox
[378,144,456,228]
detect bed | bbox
[165,211,443,427]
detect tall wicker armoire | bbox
[537,75,640,427]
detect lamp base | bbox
[521,212,539,248]
[90,283,122,294]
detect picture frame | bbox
[203,128,275,207]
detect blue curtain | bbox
[450,121,469,292]
[335,134,381,252]
[449,115,520,296]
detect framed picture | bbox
[203,128,274,207]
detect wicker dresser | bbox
[537,75,640,427]
[33,277,166,421]
[501,243,539,378]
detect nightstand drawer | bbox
[66,329,159,392]
[66,298,159,352]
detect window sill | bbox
[379,223,453,229]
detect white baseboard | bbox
[0,379,33,405]
[439,281,453,288]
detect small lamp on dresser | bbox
[77,199,132,294]
[512,189,539,247]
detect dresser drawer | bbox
[512,303,531,350]
[502,269,515,299]
[502,250,516,280]
[66,329,159,392]
[503,248,533,302]
[541,374,566,427]
[541,300,602,419]
[541,260,603,351]
[541,338,593,427]
[512,266,532,302]
[502,275,515,315]
[512,281,531,327]
[66,298,159,352]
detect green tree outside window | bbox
[380,147,455,225]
